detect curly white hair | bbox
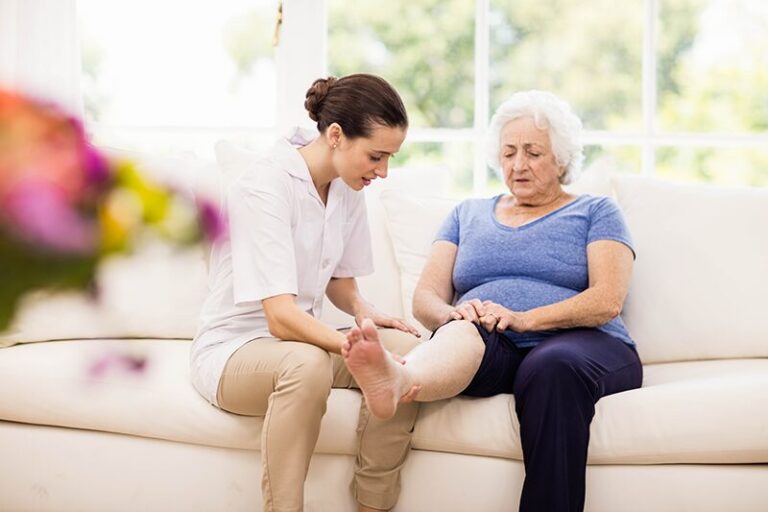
[487,90,584,185]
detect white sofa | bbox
[1,159,767,512]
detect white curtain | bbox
[0,0,83,117]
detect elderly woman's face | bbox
[498,116,565,202]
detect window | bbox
[327,0,768,194]
[79,0,280,156]
[79,1,767,188]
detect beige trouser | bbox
[217,329,421,512]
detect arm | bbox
[262,294,347,353]
[325,277,371,318]
[484,240,634,332]
[412,241,460,331]
[326,277,421,336]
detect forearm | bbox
[325,277,372,317]
[525,287,623,331]
[413,288,455,332]
[267,301,347,353]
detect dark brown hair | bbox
[304,73,408,138]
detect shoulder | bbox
[575,194,622,217]
[454,195,499,216]
[232,151,294,195]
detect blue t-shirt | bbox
[435,194,635,347]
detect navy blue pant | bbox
[461,326,643,512]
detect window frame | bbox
[82,0,768,184]
[319,0,768,193]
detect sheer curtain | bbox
[0,0,83,117]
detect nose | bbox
[375,160,389,179]
[512,152,527,173]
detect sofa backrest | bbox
[4,144,766,366]
[613,174,768,363]
[372,173,768,364]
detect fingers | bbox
[371,316,422,338]
[468,299,485,317]
[393,319,422,338]
[496,316,510,331]
[479,314,498,332]
[399,384,421,403]
[455,302,481,323]
[391,353,406,365]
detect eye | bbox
[369,155,382,162]
[528,151,541,158]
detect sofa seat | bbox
[414,358,768,464]
[2,339,766,467]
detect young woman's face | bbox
[332,124,407,191]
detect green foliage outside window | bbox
[328,0,767,190]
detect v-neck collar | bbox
[490,194,585,231]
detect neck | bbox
[298,138,337,195]
[511,188,567,208]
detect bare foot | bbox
[342,319,413,419]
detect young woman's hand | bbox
[354,308,422,338]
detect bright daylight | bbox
[1,1,767,511]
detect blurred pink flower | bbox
[3,179,96,254]
[86,349,148,380]
[197,198,225,242]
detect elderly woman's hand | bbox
[481,301,531,333]
[447,299,487,324]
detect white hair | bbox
[487,90,584,185]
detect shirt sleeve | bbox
[333,190,374,278]
[587,196,636,259]
[228,170,299,305]
[434,203,461,245]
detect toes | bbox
[347,327,361,344]
[361,318,379,341]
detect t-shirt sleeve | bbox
[228,171,298,305]
[333,191,374,278]
[587,197,636,258]
[434,204,461,245]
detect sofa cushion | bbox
[379,191,458,335]
[0,245,210,348]
[0,339,361,455]
[413,358,768,464]
[614,175,768,363]
[1,339,766,465]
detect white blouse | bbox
[190,127,373,406]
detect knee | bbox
[279,345,332,400]
[513,345,589,397]
[436,320,485,356]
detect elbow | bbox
[600,299,624,323]
[264,309,289,340]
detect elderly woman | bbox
[342,90,643,512]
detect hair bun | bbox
[304,76,338,122]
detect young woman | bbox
[191,74,421,512]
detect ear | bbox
[326,122,344,149]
